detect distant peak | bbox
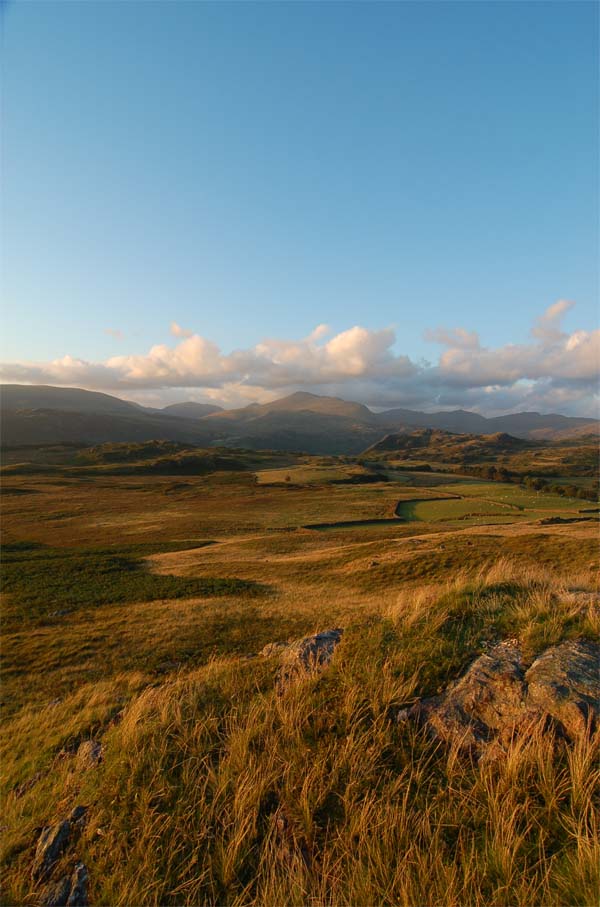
[285,391,321,400]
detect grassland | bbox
[1,443,598,906]
[255,463,379,485]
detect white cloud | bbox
[170,321,194,338]
[1,301,598,416]
[306,324,330,342]
[424,327,481,350]
[531,298,575,342]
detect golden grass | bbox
[2,468,599,906]
[2,562,598,906]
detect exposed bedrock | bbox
[402,639,599,756]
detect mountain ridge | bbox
[0,384,597,452]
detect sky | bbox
[1,0,598,415]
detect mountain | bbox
[377,407,490,434]
[486,411,599,436]
[0,385,597,452]
[374,406,598,438]
[200,393,382,454]
[0,384,143,416]
[161,402,223,419]
[206,392,377,423]
[0,385,217,447]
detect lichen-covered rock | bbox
[411,640,526,749]
[75,740,103,771]
[32,807,88,882]
[43,863,89,907]
[407,638,599,756]
[525,640,600,738]
[32,821,72,881]
[44,875,72,906]
[275,628,344,693]
[66,862,89,906]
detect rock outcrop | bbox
[32,806,88,882]
[32,821,72,882]
[44,862,89,907]
[261,629,344,693]
[402,639,599,757]
[75,740,103,771]
[524,640,599,738]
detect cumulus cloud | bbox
[170,321,194,338]
[306,324,331,342]
[424,327,481,350]
[531,298,575,342]
[1,301,598,417]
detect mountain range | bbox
[1,385,598,454]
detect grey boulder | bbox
[406,639,599,756]
[262,629,344,693]
[32,807,88,882]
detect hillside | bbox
[160,402,223,419]
[0,384,143,416]
[0,386,218,447]
[201,393,382,454]
[364,429,533,460]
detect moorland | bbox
[1,410,599,906]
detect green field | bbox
[397,496,515,522]
[255,463,371,484]
[393,481,593,525]
[434,481,584,510]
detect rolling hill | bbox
[363,428,534,461]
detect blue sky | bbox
[1,1,598,414]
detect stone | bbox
[411,640,526,750]
[275,628,344,693]
[525,640,600,738]
[69,805,89,826]
[32,821,71,881]
[407,638,599,757]
[32,807,88,882]
[75,740,103,771]
[44,875,72,907]
[66,863,89,906]
[43,863,89,907]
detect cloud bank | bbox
[2,301,598,416]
